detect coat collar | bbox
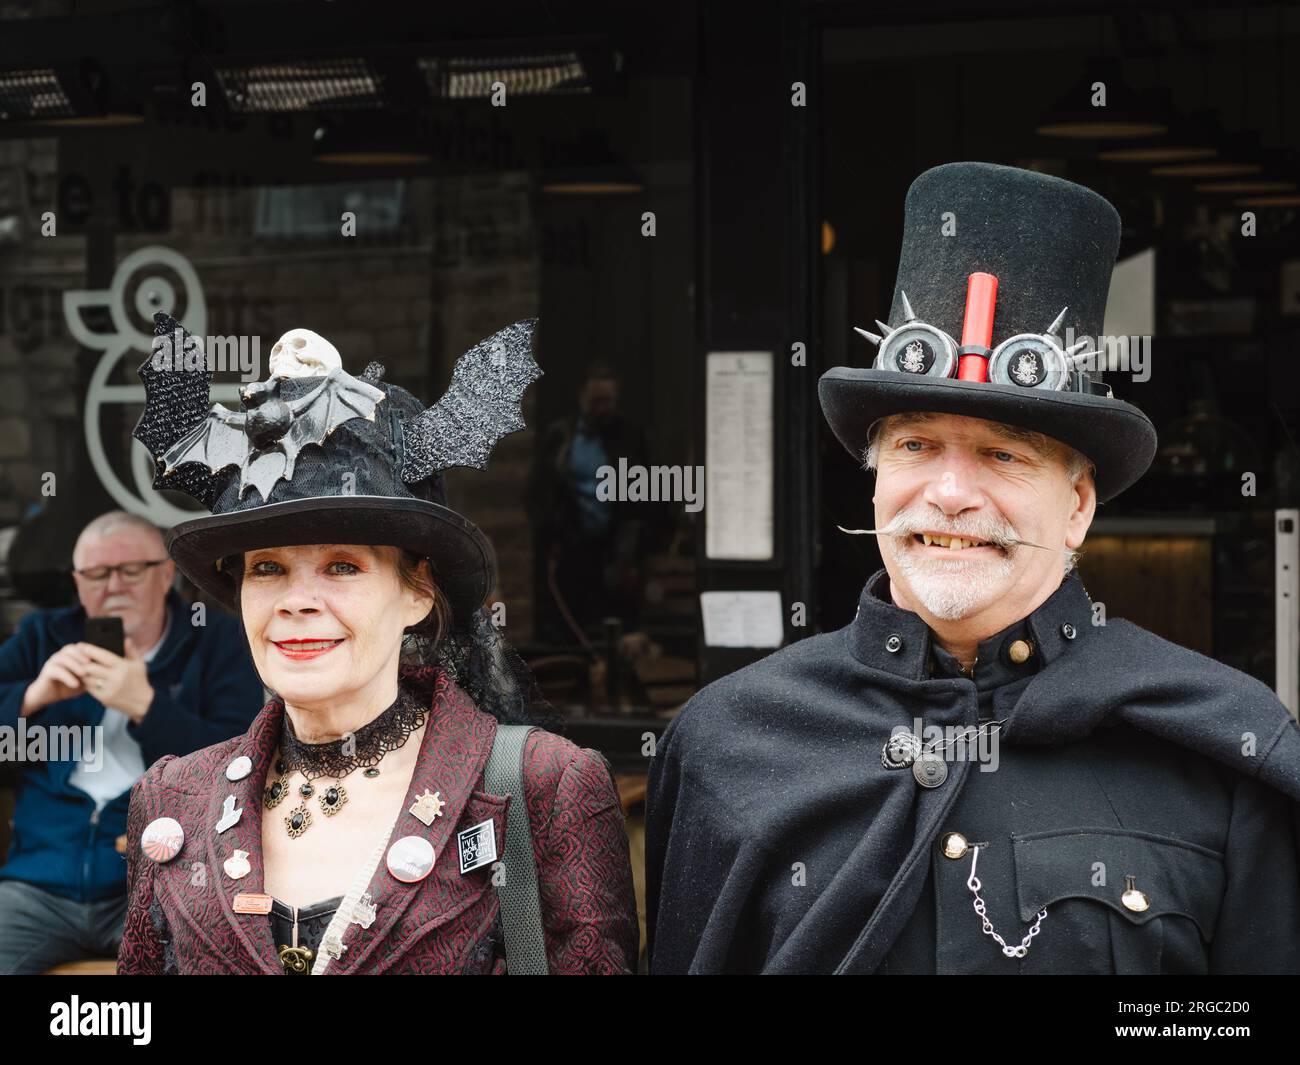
[847,566,1097,685]
[203,666,497,975]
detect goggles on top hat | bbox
[855,272,1100,393]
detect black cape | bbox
[645,568,1300,973]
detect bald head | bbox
[74,511,166,569]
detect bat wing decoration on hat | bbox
[133,312,542,506]
[399,317,543,480]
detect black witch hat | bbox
[133,314,541,632]
[818,161,1157,502]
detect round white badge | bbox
[225,756,253,782]
[385,835,436,883]
[141,817,185,863]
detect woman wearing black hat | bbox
[117,317,638,974]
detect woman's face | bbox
[239,544,433,709]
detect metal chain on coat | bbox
[966,845,1048,958]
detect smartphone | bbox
[84,616,125,657]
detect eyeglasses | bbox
[71,559,169,584]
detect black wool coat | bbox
[645,568,1300,974]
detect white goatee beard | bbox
[890,542,1017,620]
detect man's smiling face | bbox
[868,411,1096,624]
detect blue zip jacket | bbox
[0,590,264,902]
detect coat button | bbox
[1007,638,1033,664]
[939,832,968,859]
[885,634,903,653]
[1121,875,1150,912]
[1061,623,1077,640]
[913,753,947,787]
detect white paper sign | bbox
[699,591,784,648]
[705,352,774,560]
[1104,247,1155,339]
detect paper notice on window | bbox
[706,352,774,560]
[699,591,784,648]
[1104,247,1155,338]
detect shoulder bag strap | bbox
[483,723,549,974]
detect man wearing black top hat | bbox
[645,161,1300,974]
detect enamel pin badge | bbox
[322,931,348,961]
[224,849,251,880]
[216,794,244,834]
[408,789,446,827]
[232,892,273,914]
[351,892,377,928]
[457,819,498,875]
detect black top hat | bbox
[134,315,541,630]
[818,161,1156,502]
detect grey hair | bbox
[861,414,1092,576]
[74,510,167,565]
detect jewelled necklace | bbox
[264,687,428,838]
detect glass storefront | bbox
[1,68,699,754]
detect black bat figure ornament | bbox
[135,313,543,507]
[240,378,293,450]
[160,368,385,502]
[135,313,386,504]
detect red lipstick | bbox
[272,638,344,661]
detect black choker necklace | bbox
[263,687,428,838]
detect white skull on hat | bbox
[268,329,342,379]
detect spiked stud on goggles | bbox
[855,273,1099,393]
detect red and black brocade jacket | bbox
[117,666,639,974]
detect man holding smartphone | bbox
[0,510,263,973]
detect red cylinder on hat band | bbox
[957,272,998,382]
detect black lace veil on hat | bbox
[134,314,562,731]
[416,608,563,731]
